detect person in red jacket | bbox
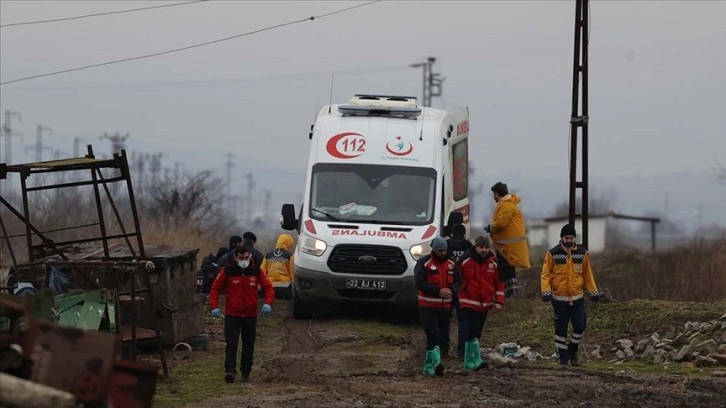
[414,237,461,377]
[457,236,504,371]
[210,246,274,383]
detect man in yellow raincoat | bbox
[260,234,295,300]
[484,182,531,298]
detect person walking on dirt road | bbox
[457,236,504,371]
[210,245,275,382]
[484,181,531,298]
[415,237,462,377]
[540,224,600,368]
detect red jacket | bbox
[210,259,274,318]
[457,252,504,312]
[414,254,461,310]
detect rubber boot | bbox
[423,349,435,376]
[464,339,486,371]
[431,345,445,377]
[471,338,486,370]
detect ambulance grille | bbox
[327,245,407,275]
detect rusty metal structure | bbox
[0,145,208,387]
[568,0,591,248]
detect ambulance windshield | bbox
[309,163,436,225]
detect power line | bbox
[0,0,209,28]
[2,65,411,91]
[0,0,381,86]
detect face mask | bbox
[562,241,574,248]
[237,260,250,269]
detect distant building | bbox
[527,212,661,253]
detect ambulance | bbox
[280,94,470,318]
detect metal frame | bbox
[0,145,144,264]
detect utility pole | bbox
[410,57,444,107]
[131,151,149,196]
[568,0,591,249]
[224,153,236,215]
[264,189,271,222]
[25,124,52,162]
[245,172,255,225]
[149,152,163,186]
[1,110,23,198]
[100,132,130,156]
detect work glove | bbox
[261,304,272,314]
[504,278,519,298]
[210,308,222,318]
[541,292,553,302]
[590,293,600,303]
[484,224,491,233]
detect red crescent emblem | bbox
[385,142,413,156]
[326,132,365,159]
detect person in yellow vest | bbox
[260,234,295,300]
[540,224,599,367]
[484,182,531,298]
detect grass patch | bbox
[480,298,726,356]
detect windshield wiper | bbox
[312,207,345,222]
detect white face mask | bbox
[237,260,250,269]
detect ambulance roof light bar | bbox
[337,105,422,118]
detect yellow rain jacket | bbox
[260,234,295,287]
[540,244,599,303]
[489,194,531,268]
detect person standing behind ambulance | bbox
[415,237,461,377]
[457,236,504,371]
[484,182,531,298]
[260,233,295,300]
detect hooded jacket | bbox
[414,254,461,310]
[260,234,295,287]
[489,194,531,268]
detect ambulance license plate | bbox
[345,279,386,291]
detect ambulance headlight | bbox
[300,234,327,257]
[410,241,432,260]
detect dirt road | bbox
[183,301,726,408]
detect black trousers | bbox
[552,298,586,359]
[452,294,467,356]
[497,252,516,281]
[420,307,451,351]
[274,285,292,300]
[461,308,489,342]
[224,316,257,375]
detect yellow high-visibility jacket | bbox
[540,244,599,303]
[260,234,295,287]
[489,194,531,268]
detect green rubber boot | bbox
[423,348,435,376]
[471,338,486,370]
[431,345,445,377]
[464,340,479,371]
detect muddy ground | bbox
[180,301,726,408]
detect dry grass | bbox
[519,237,726,302]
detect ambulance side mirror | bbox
[281,204,298,231]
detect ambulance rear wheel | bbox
[292,288,313,319]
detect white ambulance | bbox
[280,94,470,319]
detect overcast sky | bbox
[1,1,725,226]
